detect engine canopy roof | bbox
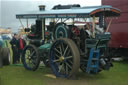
[16,5,120,19]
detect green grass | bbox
[0,66,48,85]
[0,61,128,85]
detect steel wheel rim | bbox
[22,45,39,70]
[50,40,74,77]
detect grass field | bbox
[0,61,128,85]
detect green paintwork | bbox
[39,43,52,51]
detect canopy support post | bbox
[106,18,112,32]
[26,19,29,28]
[42,18,45,40]
[92,16,96,38]
[19,19,25,29]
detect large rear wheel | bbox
[50,38,80,78]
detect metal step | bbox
[92,58,99,61]
[91,65,97,68]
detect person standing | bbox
[10,33,18,64]
[17,35,26,63]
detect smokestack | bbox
[39,5,45,11]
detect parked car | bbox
[1,34,12,40]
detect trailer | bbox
[102,0,128,57]
[16,5,120,78]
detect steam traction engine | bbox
[16,5,120,78]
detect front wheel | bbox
[22,44,40,71]
[49,38,80,78]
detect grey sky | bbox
[0,0,1,26]
[0,0,101,33]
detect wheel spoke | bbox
[65,56,72,60]
[65,62,72,69]
[55,54,60,58]
[67,59,73,65]
[30,51,36,57]
[66,49,71,56]
[61,43,65,53]
[65,63,69,74]
[30,59,36,67]
[54,48,62,55]
[58,63,64,72]
[53,59,60,63]
[26,50,35,67]
[59,45,62,56]
[31,60,36,66]
[30,48,33,53]
[63,45,69,56]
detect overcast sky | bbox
[0,0,101,33]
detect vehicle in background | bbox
[1,34,12,40]
[102,0,128,57]
[0,35,10,67]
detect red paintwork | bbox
[45,31,49,35]
[102,0,128,48]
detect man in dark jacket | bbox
[17,35,26,62]
[10,33,18,64]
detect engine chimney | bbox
[39,5,45,11]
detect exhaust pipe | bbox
[39,5,45,11]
